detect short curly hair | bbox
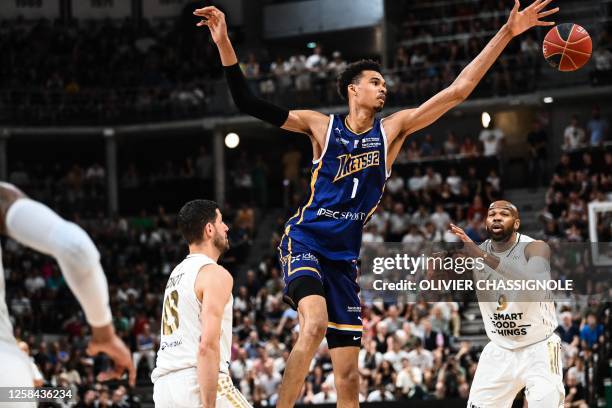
[336,59,382,101]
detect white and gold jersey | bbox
[476,233,558,350]
[0,245,15,346]
[152,254,233,382]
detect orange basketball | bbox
[543,23,592,72]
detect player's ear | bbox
[348,83,358,97]
[204,222,214,237]
[514,219,520,231]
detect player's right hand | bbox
[87,324,136,387]
[193,6,228,45]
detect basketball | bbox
[543,23,592,72]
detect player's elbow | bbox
[452,80,471,102]
[53,221,100,271]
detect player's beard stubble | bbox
[486,223,515,243]
[213,230,230,254]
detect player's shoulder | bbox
[199,263,232,282]
[522,235,551,258]
[195,263,233,298]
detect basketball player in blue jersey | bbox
[196,2,558,406]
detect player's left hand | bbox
[87,324,136,387]
[449,223,481,258]
[193,6,228,45]
[506,0,559,37]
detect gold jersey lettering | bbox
[333,151,380,182]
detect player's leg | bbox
[277,291,327,407]
[329,345,360,408]
[325,259,362,408]
[0,342,36,408]
[277,245,327,408]
[521,335,564,408]
[467,341,524,408]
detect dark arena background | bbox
[1,0,611,407]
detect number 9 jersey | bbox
[282,114,390,262]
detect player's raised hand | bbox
[87,324,136,387]
[194,6,228,44]
[449,223,472,243]
[506,0,559,37]
[449,223,481,258]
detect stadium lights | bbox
[481,112,491,129]
[225,132,240,149]
[543,96,554,104]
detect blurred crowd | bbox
[7,209,608,406]
[2,2,611,125]
[0,17,220,124]
[3,143,611,406]
[539,146,611,242]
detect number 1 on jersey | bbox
[351,177,359,199]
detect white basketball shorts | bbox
[153,368,252,408]
[467,334,564,408]
[0,340,36,408]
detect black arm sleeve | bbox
[224,63,289,127]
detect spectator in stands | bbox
[133,323,157,377]
[306,45,328,103]
[420,134,437,157]
[387,173,406,198]
[195,146,213,180]
[564,373,588,408]
[459,137,478,156]
[563,116,586,151]
[389,203,411,241]
[411,205,430,229]
[407,338,434,374]
[443,132,460,156]
[422,167,442,191]
[242,52,261,96]
[557,311,580,345]
[591,44,612,85]
[587,106,608,146]
[430,204,451,231]
[580,312,604,350]
[408,168,425,192]
[311,382,337,404]
[406,140,421,161]
[479,122,504,158]
[527,120,548,186]
[270,56,293,104]
[446,168,462,195]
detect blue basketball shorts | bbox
[278,237,363,337]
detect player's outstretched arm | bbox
[196,264,233,408]
[0,183,135,385]
[194,6,329,140]
[449,223,552,280]
[384,0,558,145]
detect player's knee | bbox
[54,221,100,270]
[527,386,564,408]
[301,317,327,343]
[335,369,359,392]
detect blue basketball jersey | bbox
[282,114,390,261]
